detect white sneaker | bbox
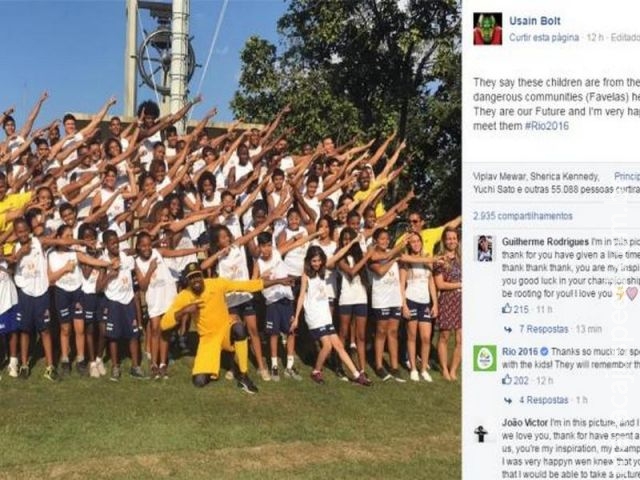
[410,370,420,382]
[89,362,100,378]
[421,370,433,383]
[8,363,18,378]
[96,358,107,376]
[258,368,271,381]
[224,370,234,380]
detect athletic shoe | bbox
[224,369,235,381]
[310,370,325,385]
[43,365,58,381]
[389,368,407,383]
[375,367,392,382]
[270,365,280,382]
[159,364,169,380]
[420,370,433,383]
[89,362,100,378]
[258,368,271,382]
[284,367,303,381]
[8,363,18,378]
[96,357,107,376]
[410,370,420,382]
[130,366,147,379]
[60,361,72,377]
[354,372,372,386]
[76,360,89,376]
[335,366,349,382]
[237,374,258,394]
[151,365,160,380]
[110,366,121,382]
[19,365,30,380]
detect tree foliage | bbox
[231,0,461,223]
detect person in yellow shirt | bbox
[353,168,386,218]
[0,174,37,254]
[161,263,292,394]
[397,212,462,256]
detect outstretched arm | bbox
[19,92,48,138]
[79,96,117,138]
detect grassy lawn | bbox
[0,346,461,480]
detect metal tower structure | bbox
[123,0,195,131]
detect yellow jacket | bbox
[161,278,264,336]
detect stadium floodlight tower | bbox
[123,0,196,132]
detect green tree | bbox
[232,0,461,223]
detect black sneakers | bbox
[18,365,30,380]
[375,367,392,381]
[60,361,72,377]
[389,368,407,383]
[237,374,259,394]
[76,360,88,376]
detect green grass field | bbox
[0,346,461,480]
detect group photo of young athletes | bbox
[0,94,461,394]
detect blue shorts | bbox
[309,324,336,341]
[82,293,99,324]
[229,300,256,318]
[16,289,51,333]
[97,295,109,323]
[372,307,401,321]
[338,303,367,318]
[265,299,293,335]
[54,287,83,323]
[405,299,432,323]
[0,306,18,335]
[104,300,140,340]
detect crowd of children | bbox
[0,94,462,391]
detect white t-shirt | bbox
[7,135,25,153]
[269,190,288,238]
[311,240,337,299]
[282,227,308,277]
[0,259,18,315]
[234,162,253,183]
[48,250,82,292]
[217,245,252,308]
[404,263,432,305]
[304,195,321,220]
[202,191,221,208]
[303,275,332,330]
[164,231,197,280]
[218,213,242,240]
[279,156,294,172]
[222,153,238,179]
[338,256,368,306]
[257,250,293,305]
[135,249,177,318]
[61,132,85,165]
[155,176,171,192]
[14,237,49,297]
[102,251,135,304]
[370,258,402,309]
[99,188,126,221]
[81,253,101,295]
[140,131,162,171]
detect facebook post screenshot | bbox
[0,1,462,479]
[465,1,640,479]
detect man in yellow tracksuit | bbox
[161,263,291,393]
